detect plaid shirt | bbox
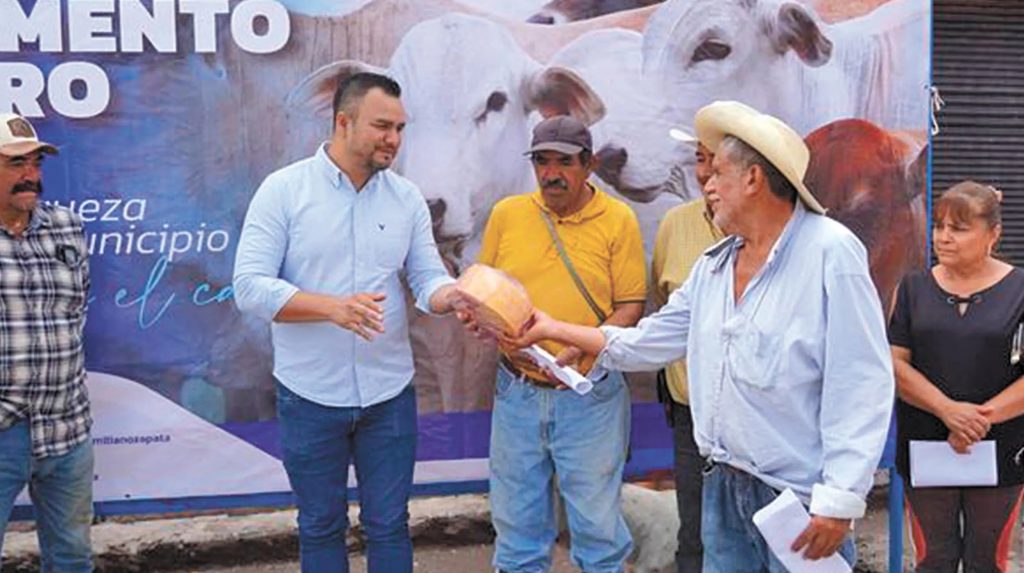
[0,204,91,458]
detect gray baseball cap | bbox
[525,115,592,156]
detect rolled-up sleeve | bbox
[595,277,693,374]
[233,177,300,322]
[811,237,895,519]
[404,190,455,314]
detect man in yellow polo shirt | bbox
[479,115,646,573]
[651,132,721,573]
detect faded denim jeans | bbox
[702,462,855,573]
[490,367,632,573]
[0,421,94,573]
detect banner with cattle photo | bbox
[4,0,930,509]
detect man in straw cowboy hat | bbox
[510,101,894,570]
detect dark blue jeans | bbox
[277,382,417,573]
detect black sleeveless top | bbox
[889,267,1024,486]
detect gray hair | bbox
[719,136,797,205]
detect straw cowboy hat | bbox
[694,101,826,214]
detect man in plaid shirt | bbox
[0,113,93,572]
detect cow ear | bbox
[772,3,832,67]
[524,66,606,126]
[286,60,386,118]
[906,143,928,200]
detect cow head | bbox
[643,0,833,134]
[805,118,928,306]
[288,14,604,268]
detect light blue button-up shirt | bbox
[233,144,455,407]
[597,204,894,518]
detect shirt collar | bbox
[316,143,380,193]
[30,207,52,230]
[530,182,608,223]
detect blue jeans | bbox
[277,382,417,573]
[0,421,94,573]
[701,463,855,573]
[490,368,632,573]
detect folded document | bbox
[520,345,593,395]
[909,440,997,487]
[751,488,851,573]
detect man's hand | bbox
[939,401,993,443]
[508,309,557,348]
[554,345,583,369]
[328,293,386,340]
[429,284,460,314]
[531,345,583,389]
[791,516,851,560]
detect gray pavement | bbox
[0,484,1001,573]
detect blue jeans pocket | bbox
[588,372,624,403]
[495,368,515,399]
[275,382,303,415]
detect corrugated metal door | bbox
[933,0,1024,264]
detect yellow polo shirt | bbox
[479,186,647,379]
[651,198,723,404]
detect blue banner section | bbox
[5,0,923,511]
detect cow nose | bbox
[427,199,447,223]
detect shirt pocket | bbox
[722,315,783,390]
[372,223,410,272]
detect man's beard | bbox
[367,157,392,173]
[365,145,397,173]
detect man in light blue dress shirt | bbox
[510,101,894,571]
[233,73,457,573]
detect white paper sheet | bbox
[909,440,998,487]
[751,489,852,573]
[521,345,593,395]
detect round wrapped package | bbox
[455,264,534,337]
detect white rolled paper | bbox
[521,345,593,395]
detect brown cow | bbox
[804,118,928,308]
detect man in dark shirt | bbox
[0,113,93,572]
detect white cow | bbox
[642,0,930,136]
[551,28,698,204]
[287,13,604,267]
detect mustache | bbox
[541,179,567,190]
[12,181,42,195]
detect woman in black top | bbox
[890,181,1024,573]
